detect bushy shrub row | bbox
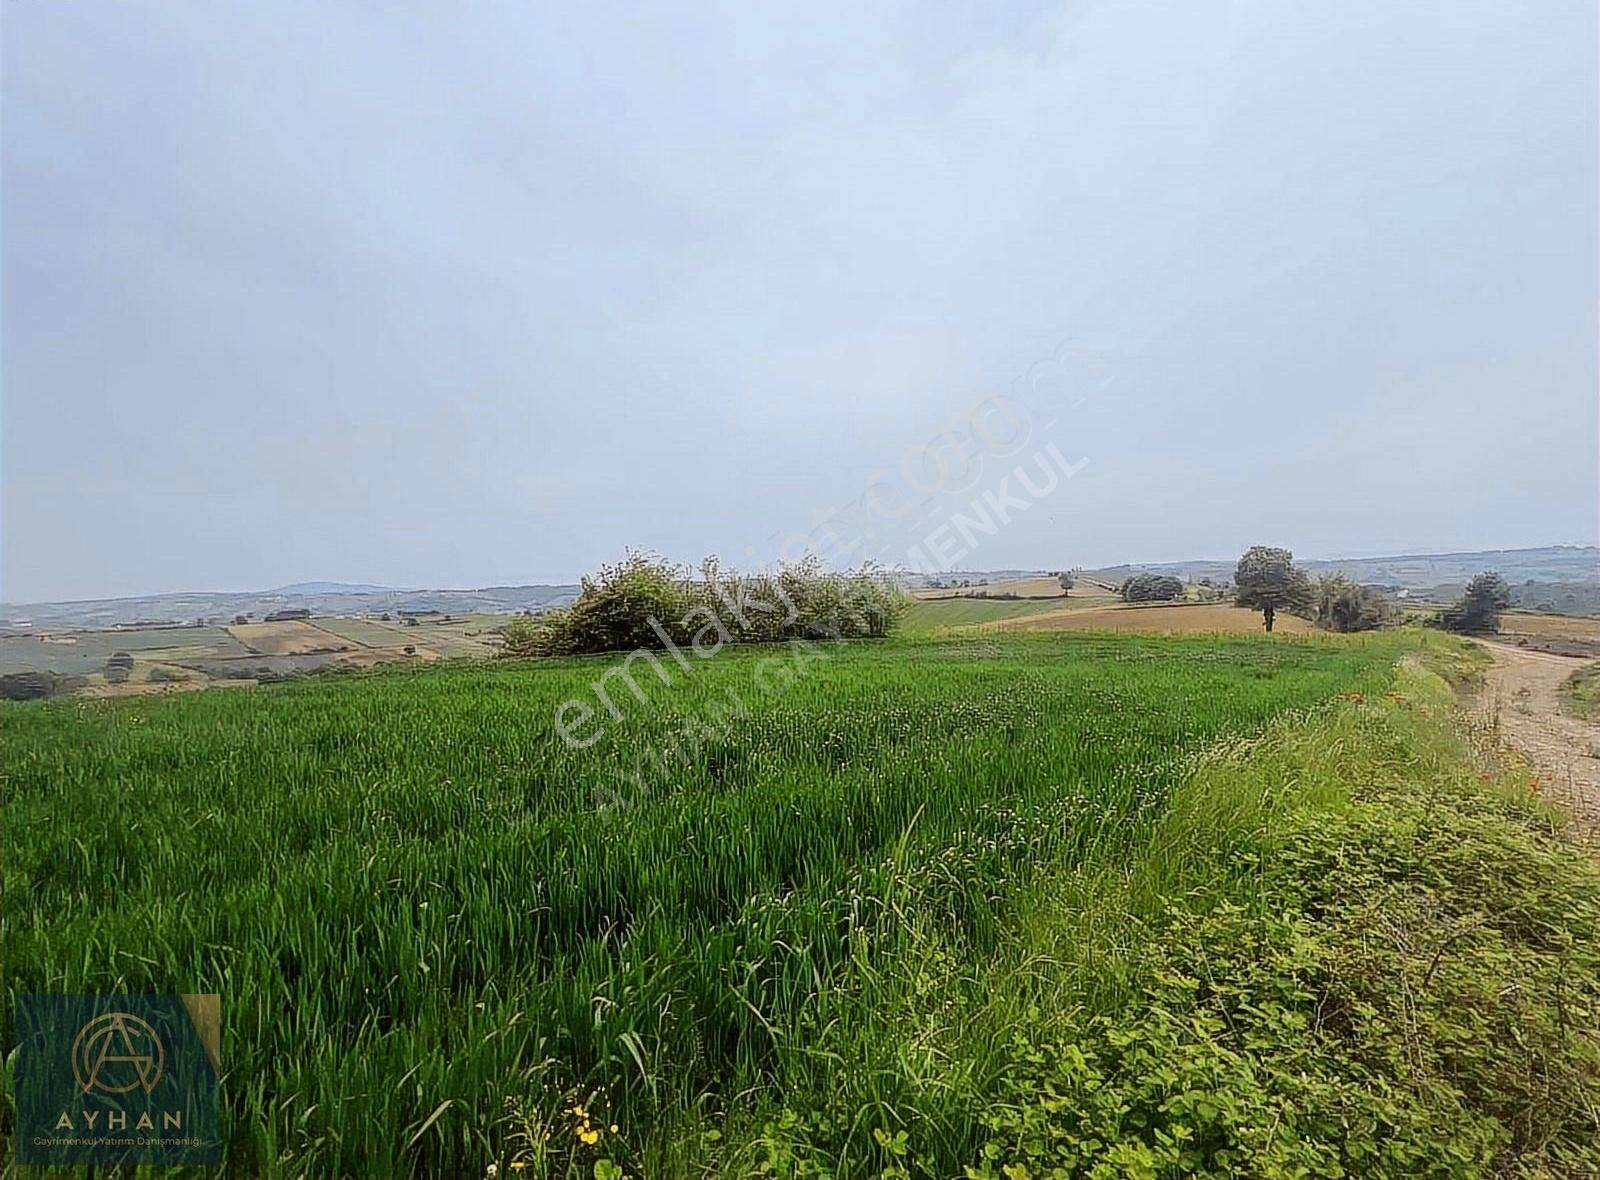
[1121,573,1185,602]
[500,552,907,657]
[1310,573,1393,632]
[0,671,85,701]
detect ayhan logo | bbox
[70,1011,165,1095]
[55,1011,185,1134]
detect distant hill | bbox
[1087,545,1598,591]
[6,546,1595,632]
[1,583,579,631]
[269,581,399,595]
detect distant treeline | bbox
[1412,580,1600,618]
[1507,580,1600,618]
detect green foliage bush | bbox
[1121,573,1185,603]
[500,551,907,657]
[0,670,59,701]
[1434,571,1513,634]
[972,728,1600,1178]
[1311,573,1393,632]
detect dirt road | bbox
[1476,641,1600,842]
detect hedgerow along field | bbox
[1,632,1398,1176]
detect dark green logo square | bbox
[14,994,220,1166]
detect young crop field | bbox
[0,632,1398,1176]
[996,601,1318,635]
[899,596,1086,632]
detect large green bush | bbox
[0,671,59,701]
[500,552,907,657]
[1121,573,1185,603]
[974,787,1600,1178]
[1312,573,1393,632]
[1433,571,1513,634]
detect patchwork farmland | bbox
[0,613,504,693]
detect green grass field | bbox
[5,631,1597,1178]
[2,632,1392,1176]
[900,596,1080,632]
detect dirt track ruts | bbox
[1476,640,1600,844]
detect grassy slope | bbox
[744,650,1600,1178]
[1561,663,1600,720]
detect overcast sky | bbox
[4,2,1596,602]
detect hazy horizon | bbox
[3,540,1595,608]
[6,2,1597,602]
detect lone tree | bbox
[1234,546,1311,632]
[1057,571,1075,596]
[1434,571,1512,634]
